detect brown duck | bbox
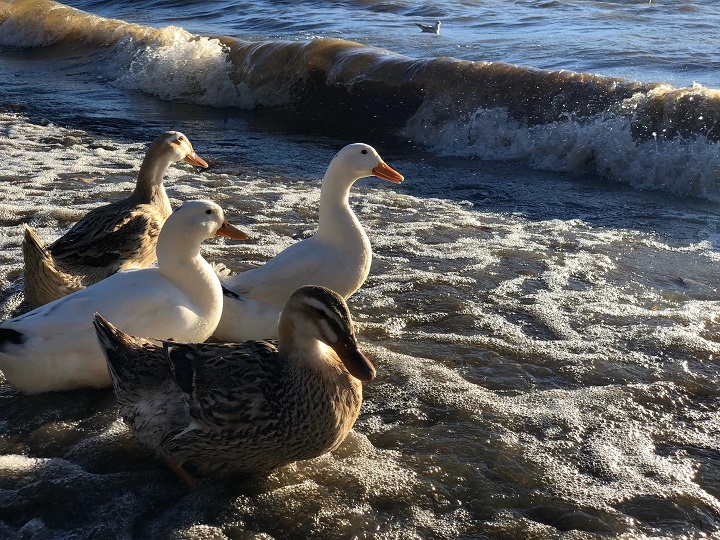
[22,131,208,307]
[93,285,376,488]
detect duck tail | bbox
[0,328,25,353]
[93,313,137,385]
[22,225,82,308]
[22,224,48,255]
[93,314,172,396]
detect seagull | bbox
[415,21,441,34]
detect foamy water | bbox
[1,111,719,537]
[1,0,720,537]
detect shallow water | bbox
[1,0,720,538]
[1,112,719,538]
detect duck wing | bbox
[6,269,187,343]
[50,202,164,271]
[164,340,282,429]
[224,238,332,308]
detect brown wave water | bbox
[5,0,720,200]
[4,0,720,140]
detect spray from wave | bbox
[3,0,720,199]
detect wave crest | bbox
[4,0,720,199]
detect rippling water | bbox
[59,0,720,88]
[1,0,720,538]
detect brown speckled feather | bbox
[50,202,166,271]
[93,286,373,479]
[22,131,206,308]
[165,340,281,428]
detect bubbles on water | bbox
[1,114,720,537]
[402,92,720,201]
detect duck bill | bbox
[372,159,404,183]
[334,340,376,382]
[216,221,249,241]
[184,152,209,169]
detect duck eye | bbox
[178,136,185,142]
[361,149,368,155]
[205,209,212,214]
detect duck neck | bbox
[277,316,362,445]
[316,167,363,244]
[278,318,330,371]
[131,149,173,214]
[279,316,308,354]
[156,233,220,315]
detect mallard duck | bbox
[213,143,403,342]
[22,131,209,308]
[0,200,248,394]
[93,285,375,486]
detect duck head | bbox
[163,131,209,168]
[137,131,209,192]
[143,131,208,174]
[326,143,404,185]
[280,285,376,382]
[161,200,249,247]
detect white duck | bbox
[213,143,403,342]
[0,200,248,394]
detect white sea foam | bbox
[1,114,720,537]
[110,29,254,108]
[402,88,720,201]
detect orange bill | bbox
[184,152,209,168]
[372,159,404,183]
[216,221,249,240]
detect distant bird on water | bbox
[415,21,441,34]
